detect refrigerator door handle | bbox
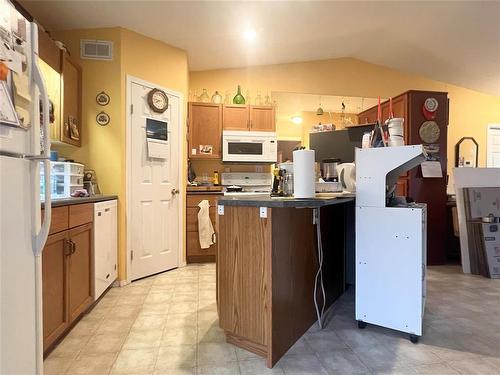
[32,37,52,257]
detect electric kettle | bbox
[336,163,356,193]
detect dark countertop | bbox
[217,195,355,208]
[187,191,223,195]
[41,195,118,208]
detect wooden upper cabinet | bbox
[61,52,82,147]
[188,102,223,159]
[38,28,61,73]
[381,102,391,124]
[223,105,249,131]
[42,231,69,351]
[391,95,407,119]
[68,223,93,322]
[250,106,275,131]
[358,106,378,125]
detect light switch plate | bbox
[218,205,224,215]
[259,207,267,218]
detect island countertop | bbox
[217,195,354,208]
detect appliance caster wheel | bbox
[357,321,367,329]
[409,334,419,344]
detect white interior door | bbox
[129,81,180,281]
[487,124,500,167]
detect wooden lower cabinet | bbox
[42,204,94,354]
[186,193,220,263]
[68,223,93,322]
[42,231,69,351]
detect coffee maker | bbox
[321,158,340,181]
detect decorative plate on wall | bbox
[96,91,110,106]
[419,121,440,143]
[96,111,110,126]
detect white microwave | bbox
[222,131,277,163]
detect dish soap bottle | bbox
[213,171,219,186]
[233,85,245,104]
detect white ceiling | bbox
[21,0,500,97]
[273,92,380,115]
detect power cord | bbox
[313,208,326,328]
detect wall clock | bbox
[96,91,110,106]
[147,88,169,113]
[96,111,110,126]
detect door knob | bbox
[171,188,180,195]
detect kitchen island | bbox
[216,195,355,367]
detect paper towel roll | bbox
[293,149,315,198]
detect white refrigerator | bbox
[0,0,51,373]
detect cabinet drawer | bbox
[42,206,69,235]
[186,232,217,257]
[187,207,216,232]
[69,203,93,228]
[186,195,220,208]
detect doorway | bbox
[126,76,183,281]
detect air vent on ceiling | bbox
[80,39,113,60]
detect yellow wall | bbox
[190,57,500,171]
[53,27,188,280]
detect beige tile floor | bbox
[44,264,500,375]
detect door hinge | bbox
[131,250,134,262]
[130,104,134,114]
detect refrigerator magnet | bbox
[419,121,440,143]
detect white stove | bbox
[221,172,272,196]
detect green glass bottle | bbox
[233,85,245,104]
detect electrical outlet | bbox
[218,205,224,215]
[224,167,231,173]
[255,165,263,172]
[259,207,267,218]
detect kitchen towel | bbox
[293,149,315,198]
[198,199,215,249]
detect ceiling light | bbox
[243,29,257,42]
[291,116,303,125]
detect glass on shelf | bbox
[255,91,263,105]
[198,89,210,103]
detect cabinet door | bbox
[186,232,217,261]
[223,105,249,131]
[391,95,407,119]
[68,223,93,322]
[38,28,61,73]
[358,107,378,124]
[61,52,82,147]
[42,231,69,351]
[188,103,222,159]
[250,106,275,131]
[381,102,391,123]
[396,177,408,197]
